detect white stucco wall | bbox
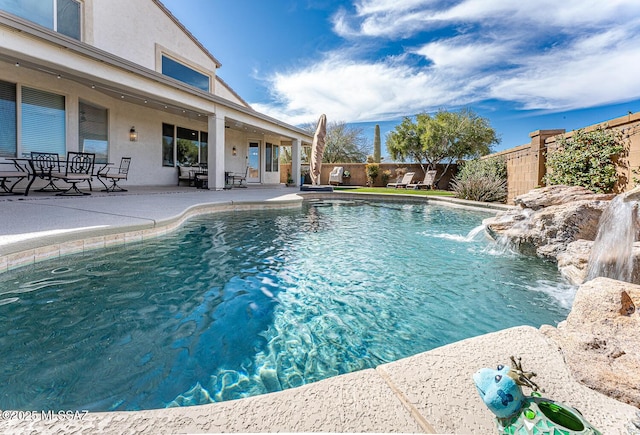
[214,78,249,107]
[0,60,215,187]
[86,0,218,84]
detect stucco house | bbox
[0,0,311,190]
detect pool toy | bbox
[473,356,601,434]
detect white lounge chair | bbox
[407,170,437,189]
[386,171,415,188]
[328,167,343,185]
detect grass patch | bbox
[334,187,455,196]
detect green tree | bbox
[303,120,370,163]
[279,145,311,164]
[544,127,624,193]
[386,109,499,186]
[373,124,381,163]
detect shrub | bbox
[544,127,624,193]
[452,158,507,202]
[365,163,380,186]
[381,169,392,185]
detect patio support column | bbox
[291,138,301,187]
[208,109,226,190]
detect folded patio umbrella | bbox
[310,114,327,185]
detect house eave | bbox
[0,11,311,140]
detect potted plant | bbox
[286,170,294,187]
[342,170,351,185]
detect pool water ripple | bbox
[0,201,574,411]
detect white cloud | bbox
[254,0,640,125]
[490,28,640,110]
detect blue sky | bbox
[161,0,640,154]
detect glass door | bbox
[248,142,260,183]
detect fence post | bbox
[528,129,565,188]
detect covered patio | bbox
[0,11,312,192]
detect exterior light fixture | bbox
[129,126,138,142]
[232,146,237,156]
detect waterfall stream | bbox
[586,194,638,282]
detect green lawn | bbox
[333,187,455,196]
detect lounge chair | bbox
[407,170,437,190]
[98,157,131,192]
[328,167,343,185]
[386,171,415,188]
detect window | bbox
[0,80,16,157]
[0,0,81,40]
[79,101,108,163]
[200,132,208,164]
[162,124,207,167]
[21,87,65,156]
[161,55,210,92]
[177,127,199,166]
[265,143,279,172]
[162,123,175,167]
[57,0,81,40]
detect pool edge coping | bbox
[0,197,304,273]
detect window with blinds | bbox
[0,80,16,157]
[79,101,108,163]
[21,87,66,157]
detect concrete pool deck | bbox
[0,186,636,434]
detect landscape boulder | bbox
[541,277,640,408]
[483,186,612,259]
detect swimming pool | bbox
[0,200,574,411]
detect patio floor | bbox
[0,186,636,433]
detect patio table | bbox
[7,158,111,196]
[0,159,29,194]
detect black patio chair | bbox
[98,157,131,192]
[29,151,62,193]
[231,166,248,187]
[51,151,95,196]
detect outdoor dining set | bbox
[0,151,131,196]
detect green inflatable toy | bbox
[473,356,601,435]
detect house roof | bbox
[153,0,222,68]
[0,11,312,141]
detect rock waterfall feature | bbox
[483,185,614,283]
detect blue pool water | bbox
[0,200,575,411]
